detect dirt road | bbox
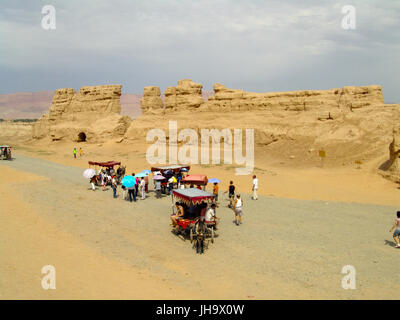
[1,154,399,299]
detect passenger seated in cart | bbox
[171,202,184,228]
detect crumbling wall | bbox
[140,80,384,120]
[32,85,130,142]
[140,86,164,115]
[200,84,384,120]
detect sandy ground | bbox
[1,152,400,299]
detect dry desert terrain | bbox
[1,134,400,299]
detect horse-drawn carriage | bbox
[151,165,190,193]
[0,145,12,160]
[172,188,217,254]
[88,161,125,185]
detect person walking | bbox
[155,180,162,198]
[168,176,174,195]
[111,176,118,198]
[213,182,219,203]
[177,172,182,188]
[145,176,149,192]
[140,177,146,200]
[225,181,235,208]
[90,176,96,191]
[101,171,107,191]
[128,186,136,202]
[389,211,400,248]
[79,148,83,157]
[252,175,258,200]
[121,185,128,200]
[132,173,139,198]
[73,147,77,159]
[233,194,243,226]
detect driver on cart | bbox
[205,203,219,229]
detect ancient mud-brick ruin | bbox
[32,85,131,142]
[31,79,400,184]
[140,79,384,120]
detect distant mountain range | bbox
[0,91,213,120]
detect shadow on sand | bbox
[384,239,397,247]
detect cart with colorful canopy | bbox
[88,161,123,186]
[172,188,216,253]
[151,164,190,174]
[88,161,121,168]
[181,174,208,190]
[151,165,190,193]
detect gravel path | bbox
[2,154,400,299]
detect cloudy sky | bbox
[0,0,399,102]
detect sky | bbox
[0,0,399,102]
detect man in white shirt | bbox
[140,177,146,199]
[205,204,219,229]
[252,175,258,200]
[205,204,217,222]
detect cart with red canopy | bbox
[88,161,121,168]
[151,165,191,193]
[172,188,216,253]
[181,174,208,190]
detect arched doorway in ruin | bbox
[77,132,87,142]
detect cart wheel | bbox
[210,228,214,244]
[190,228,193,243]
